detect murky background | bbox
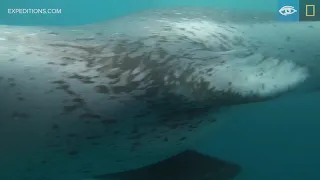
[1,0,320,179]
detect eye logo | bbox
[279,6,298,16]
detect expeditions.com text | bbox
[8,9,62,14]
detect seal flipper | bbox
[93,150,241,180]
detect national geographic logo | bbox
[299,0,320,21]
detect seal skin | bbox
[0,7,313,180]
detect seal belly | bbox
[0,7,309,180]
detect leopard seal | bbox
[0,7,318,180]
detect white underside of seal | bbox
[0,7,319,180]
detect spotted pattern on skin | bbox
[0,7,316,180]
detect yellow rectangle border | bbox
[306,5,316,16]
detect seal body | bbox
[0,7,316,180]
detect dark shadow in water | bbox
[94,150,241,180]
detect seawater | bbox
[2,0,276,25]
[1,0,319,180]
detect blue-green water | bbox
[1,1,320,180]
[2,0,276,25]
